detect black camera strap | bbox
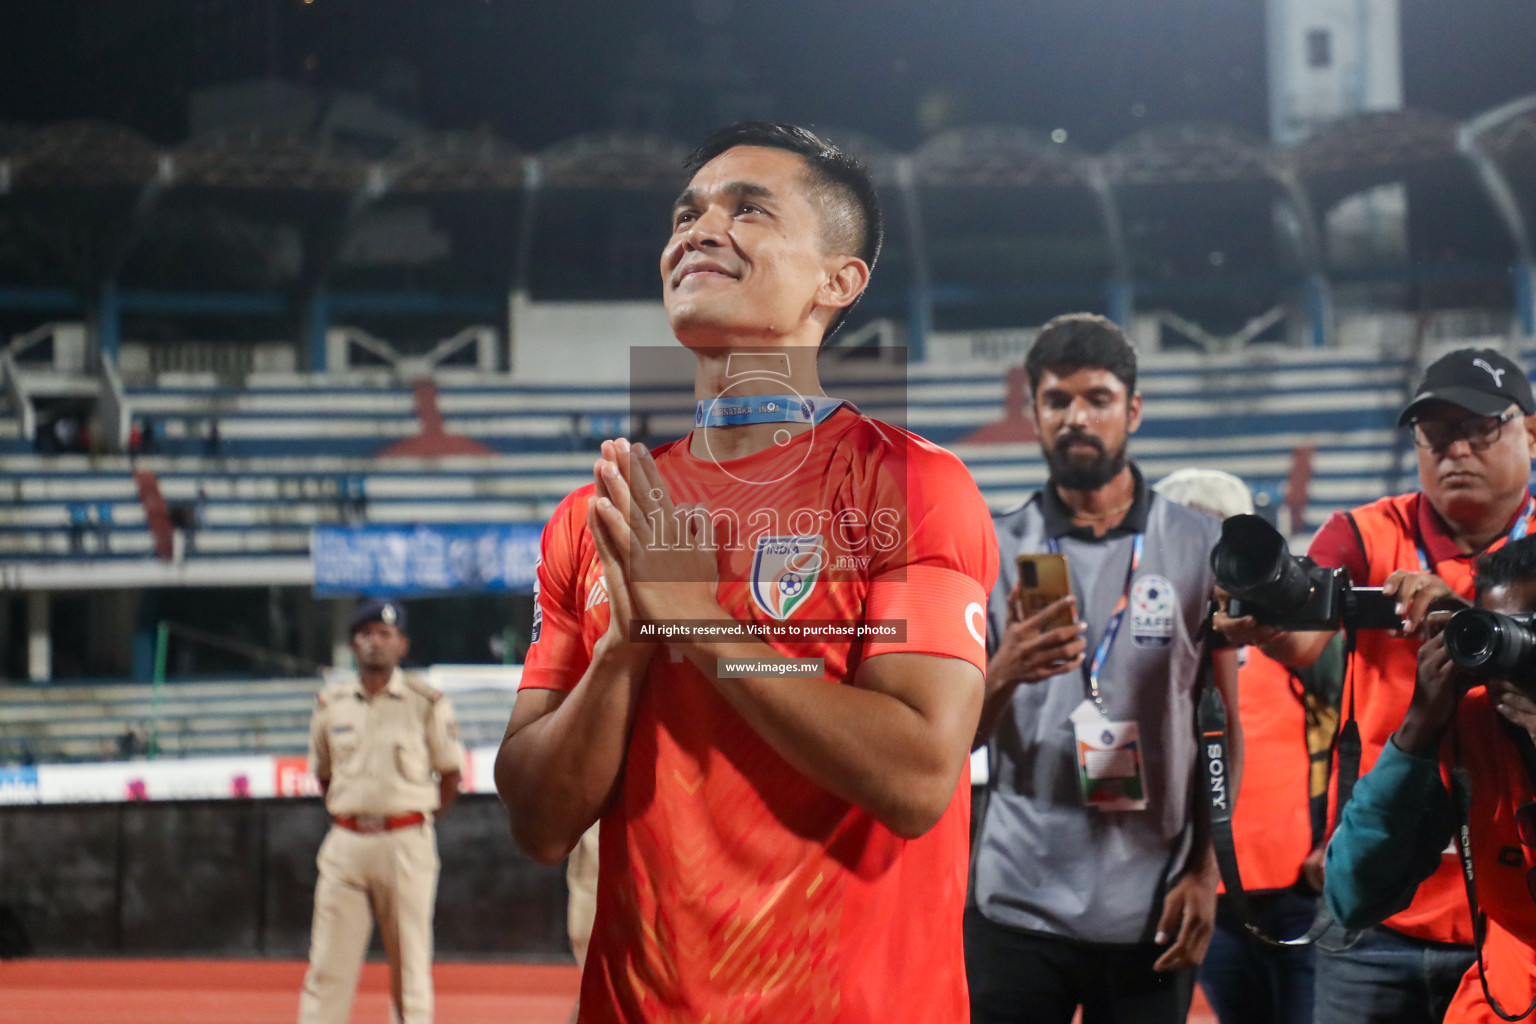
[1333,513,1368,821]
[1198,646,1340,948]
[1197,662,1245,908]
[1333,623,1364,828]
[1447,755,1536,1022]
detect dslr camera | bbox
[1211,515,1401,631]
[1443,608,1536,680]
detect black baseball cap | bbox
[350,598,407,635]
[1397,348,1535,427]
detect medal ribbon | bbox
[694,394,845,428]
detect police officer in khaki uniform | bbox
[299,599,464,1024]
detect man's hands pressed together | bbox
[589,439,723,632]
[586,439,658,659]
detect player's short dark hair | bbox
[684,122,883,340]
[1024,313,1138,397]
[1474,535,1536,599]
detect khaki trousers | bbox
[298,822,440,1024]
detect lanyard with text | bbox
[1415,492,1535,573]
[694,395,845,428]
[1047,531,1145,718]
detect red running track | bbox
[0,959,1216,1023]
[0,960,580,1024]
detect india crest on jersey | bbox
[750,534,825,620]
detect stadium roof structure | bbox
[0,95,1534,353]
[1292,108,1461,179]
[910,126,1086,189]
[387,133,528,194]
[2,103,1527,204]
[171,129,373,192]
[1479,103,1536,169]
[535,132,690,191]
[1105,123,1277,186]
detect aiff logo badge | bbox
[750,535,825,620]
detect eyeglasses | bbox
[1410,411,1518,451]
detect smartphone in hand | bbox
[1016,553,1075,630]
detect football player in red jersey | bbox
[495,123,998,1023]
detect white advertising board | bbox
[3,745,506,806]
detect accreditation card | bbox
[1070,699,1148,812]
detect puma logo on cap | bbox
[1473,358,1507,388]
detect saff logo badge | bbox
[750,535,825,620]
[1130,574,1177,648]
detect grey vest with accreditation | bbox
[974,489,1219,944]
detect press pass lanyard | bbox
[1048,532,1144,718]
[694,395,845,428]
[1416,492,1535,573]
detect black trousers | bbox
[965,906,1196,1024]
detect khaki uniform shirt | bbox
[308,670,464,818]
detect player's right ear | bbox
[817,256,869,312]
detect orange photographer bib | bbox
[1324,493,1476,945]
[1220,649,1314,893]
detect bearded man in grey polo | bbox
[967,313,1243,1024]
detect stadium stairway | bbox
[0,343,1451,562]
[10,338,1536,567]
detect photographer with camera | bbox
[1160,469,1336,1024]
[1326,536,1536,1021]
[1216,348,1536,1024]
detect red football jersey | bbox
[522,406,998,1023]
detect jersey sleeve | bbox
[520,487,595,692]
[307,700,330,781]
[863,440,999,675]
[426,696,465,775]
[1308,511,1370,586]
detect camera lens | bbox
[1444,608,1536,677]
[1210,515,1315,616]
[1444,611,1499,666]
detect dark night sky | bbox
[0,0,1533,150]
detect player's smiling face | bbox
[662,145,846,347]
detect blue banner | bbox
[0,765,39,805]
[312,523,543,596]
